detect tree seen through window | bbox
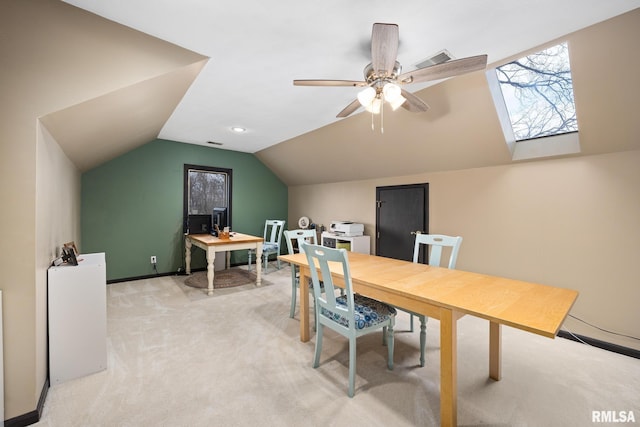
[495,42,578,141]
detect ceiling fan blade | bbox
[398,54,488,85]
[371,23,399,76]
[293,79,366,87]
[337,99,362,118]
[400,89,430,112]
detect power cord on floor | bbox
[568,314,640,341]
[561,326,590,346]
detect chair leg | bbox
[409,313,414,332]
[290,272,297,318]
[387,322,395,370]
[382,326,387,346]
[348,336,356,397]
[419,316,427,367]
[313,324,323,368]
[247,250,252,271]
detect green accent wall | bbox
[81,139,287,281]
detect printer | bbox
[329,221,364,237]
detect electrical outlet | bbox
[150,256,157,264]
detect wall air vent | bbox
[415,49,454,69]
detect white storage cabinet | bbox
[48,252,107,385]
[321,232,371,254]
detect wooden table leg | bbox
[489,321,502,381]
[440,308,457,427]
[255,243,263,286]
[185,237,192,275]
[299,267,310,342]
[206,249,215,296]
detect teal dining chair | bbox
[404,233,463,367]
[248,219,285,273]
[283,229,319,321]
[301,242,396,398]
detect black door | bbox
[375,183,428,262]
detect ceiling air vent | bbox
[415,49,454,69]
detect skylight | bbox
[487,42,581,160]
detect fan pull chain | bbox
[380,97,384,134]
[369,92,385,133]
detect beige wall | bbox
[0,119,80,419]
[35,124,82,402]
[1,0,206,419]
[0,95,38,419]
[289,150,640,351]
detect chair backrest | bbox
[301,242,356,330]
[263,220,286,245]
[283,229,318,255]
[412,234,463,269]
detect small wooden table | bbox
[279,251,578,427]
[185,233,263,295]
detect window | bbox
[487,42,581,160]
[183,164,232,232]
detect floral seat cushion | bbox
[262,242,279,251]
[320,294,396,330]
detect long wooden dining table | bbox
[278,251,578,427]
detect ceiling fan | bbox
[294,23,488,119]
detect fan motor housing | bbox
[364,61,402,84]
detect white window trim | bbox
[512,132,580,161]
[486,69,517,157]
[485,69,581,161]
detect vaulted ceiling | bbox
[31,1,640,183]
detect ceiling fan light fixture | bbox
[382,83,406,110]
[365,97,382,114]
[382,83,401,100]
[357,87,376,108]
[388,96,406,111]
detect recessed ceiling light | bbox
[230,126,246,133]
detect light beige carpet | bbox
[33,264,640,427]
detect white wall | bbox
[289,150,640,351]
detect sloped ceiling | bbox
[10,1,639,181]
[258,71,511,185]
[3,0,207,172]
[257,9,640,185]
[40,62,206,171]
[61,0,639,156]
